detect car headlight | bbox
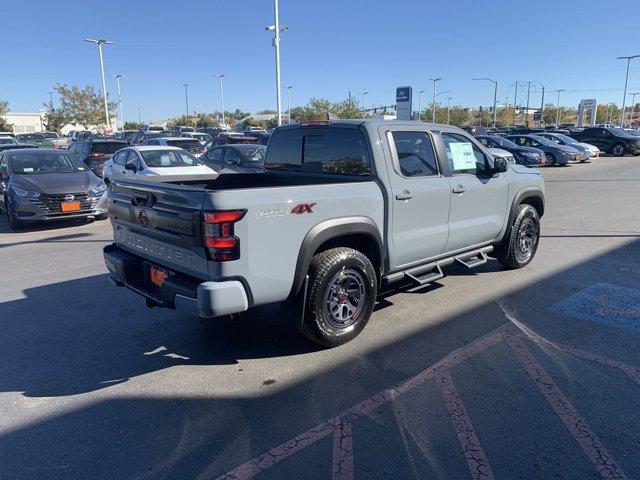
[11,186,41,199]
[524,152,539,158]
[90,182,107,196]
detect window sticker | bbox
[23,167,34,172]
[449,142,476,170]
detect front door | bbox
[440,132,509,252]
[384,129,451,269]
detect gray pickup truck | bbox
[103,120,544,346]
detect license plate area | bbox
[61,201,80,212]
[149,265,169,288]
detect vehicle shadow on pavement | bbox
[0,215,103,235]
[0,273,323,398]
[0,239,639,480]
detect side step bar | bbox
[384,246,493,286]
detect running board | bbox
[384,246,494,286]
[405,263,444,285]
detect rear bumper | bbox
[103,244,248,318]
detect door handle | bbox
[120,170,126,174]
[452,184,465,194]
[395,190,414,201]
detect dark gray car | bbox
[204,144,266,173]
[0,148,108,229]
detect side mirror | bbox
[494,157,508,173]
[125,163,137,173]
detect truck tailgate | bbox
[109,179,210,279]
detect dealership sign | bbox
[396,86,413,121]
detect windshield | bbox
[550,133,576,144]
[140,150,204,167]
[489,136,518,148]
[91,142,128,154]
[167,140,203,150]
[9,152,86,174]
[238,146,266,163]
[530,135,555,146]
[0,138,16,145]
[610,128,632,137]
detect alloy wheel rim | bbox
[323,268,366,330]
[516,217,537,262]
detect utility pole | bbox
[525,81,532,127]
[283,85,293,123]
[555,89,565,126]
[511,82,520,126]
[265,0,287,126]
[473,78,497,127]
[108,74,124,132]
[430,77,442,123]
[359,90,369,115]
[213,74,227,127]
[446,97,453,124]
[417,90,425,121]
[137,107,142,125]
[538,83,545,127]
[182,84,190,117]
[84,38,114,128]
[617,55,639,126]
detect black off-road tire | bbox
[94,212,109,221]
[299,247,377,347]
[495,204,540,269]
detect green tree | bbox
[195,114,218,128]
[55,83,117,129]
[123,121,142,130]
[256,109,277,115]
[0,100,11,131]
[42,103,70,133]
[166,115,196,128]
[334,97,361,119]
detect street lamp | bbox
[417,90,425,121]
[182,84,190,117]
[433,89,451,123]
[84,38,114,128]
[108,74,124,132]
[617,54,640,126]
[137,107,142,125]
[265,0,288,126]
[359,90,369,115]
[629,91,640,125]
[283,85,293,123]
[446,96,453,125]
[555,89,566,126]
[213,74,227,127]
[473,78,497,127]
[429,77,442,122]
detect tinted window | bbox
[113,150,128,165]
[167,140,202,150]
[391,131,439,177]
[265,128,370,175]
[441,132,488,175]
[125,151,141,167]
[207,148,223,162]
[91,142,127,154]
[225,149,240,165]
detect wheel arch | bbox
[289,217,384,298]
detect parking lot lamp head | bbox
[84,38,114,130]
[617,55,640,126]
[108,74,124,132]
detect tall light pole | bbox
[417,90,425,121]
[446,96,453,124]
[524,81,533,126]
[511,82,520,125]
[629,92,640,125]
[359,90,369,115]
[108,74,124,132]
[283,85,293,123]
[265,0,288,126]
[182,84,190,117]
[555,89,565,126]
[473,78,497,127]
[429,77,442,122]
[433,89,450,123]
[213,74,226,127]
[538,83,545,127]
[617,55,639,126]
[84,38,114,128]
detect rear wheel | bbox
[495,204,540,269]
[299,247,377,347]
[612,143,625,157]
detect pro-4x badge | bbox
[290,203,316,215]
[256,202,317,219]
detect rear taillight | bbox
[203,210,246,261]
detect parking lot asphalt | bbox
[0,156,639,480]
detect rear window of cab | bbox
[264,127,371,176]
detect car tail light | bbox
[202,210,246,261]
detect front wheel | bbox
[544,153,556,166]
[612,143,625,157]
[6,198,24,230]
[495,204,540,269]
[299,247,377,347]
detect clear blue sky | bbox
[2,0,639,122]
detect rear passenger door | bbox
[440,132,509,252]
[383,129,451,268]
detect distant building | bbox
[235,113,277,131]
[1,111,117,134]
